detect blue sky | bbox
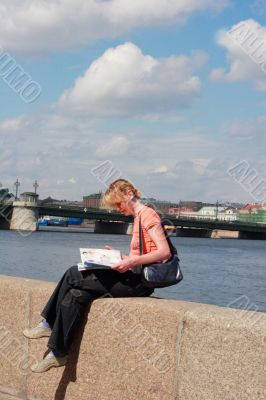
[0,0,266,203]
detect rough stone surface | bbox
[177,304,266,400]
[0,277,29,398]
[0,274,265,400]
[26,293,185,400]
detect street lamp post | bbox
[14,179,20,200]
[33,180,39,195]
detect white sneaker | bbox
[23,322,51,339]
[31,353,68,373]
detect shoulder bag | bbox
[139,218,183,289]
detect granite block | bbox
[177,304,266,400]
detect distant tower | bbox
[14,178,20,200]
[33,180,39,195]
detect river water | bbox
[0,230,265,313]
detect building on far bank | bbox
[237,204,266,224]
[169,201,203,217]
[197,206,237,221]
[179,201,203,210]
[218,207,237,221]
[39,197,82,207]
[171,207,199,218]
[168,207,179,215]
[83,192,102,209]
[150,201,175,214]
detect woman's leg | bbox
[76,269,153,299]
[44,268,152,356]
[23,265,83,341]
[46,285,97,357]
[41,265,83,327]
[30,266,112,372]
[41,266,111,356]
[107,270,154,298]
[30,268,153,372]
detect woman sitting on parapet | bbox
[23,179,171,373]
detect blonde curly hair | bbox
[101,179,141,208]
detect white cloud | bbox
[210,19,266,91]
[0,112,265,203]
[59,42,206,117]
[0,116,27,131]
[0,0,229,55]
[153,165,170,174]
[95,136,129,157]
[227,116,266,140]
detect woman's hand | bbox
[105,245,114,250]
[106,246,127,261]
[111,256,139,273]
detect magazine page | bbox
[79,248,122,269]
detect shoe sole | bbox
[31,359,68,373]
[31,363,66,373]
[23,331,51,339]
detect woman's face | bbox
[114,191,135,216]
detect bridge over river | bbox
[1,202,266,239]
[38,205,266,239]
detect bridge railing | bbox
[166,215,266,227]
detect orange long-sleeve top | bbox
[130,205,162,256]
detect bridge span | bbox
[39,206,266,239]
[1,202,266,239]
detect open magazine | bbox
[78,248,122,271]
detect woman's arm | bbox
[135,223,171,264]
[105,245,128,260]
[111,223,171,273]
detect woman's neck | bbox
[132,199,145,216]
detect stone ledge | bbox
[0,274,265,400]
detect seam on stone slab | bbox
[0,394,24,400]
[0,387,24,400]
[173,310,186,400]
[0,394,23,400]
[21,289,32,400]
[0,391,38,400]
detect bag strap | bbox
[138,216,177,258]
[161,224,177,255]
[138,217,143,256]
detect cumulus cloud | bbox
[0,116,28,131]
[228,115,266,140]
[95,136,129,157]
[153,165,170,174]
[0,111,265,202]
[210,19,266,91]
[0,113,98,198]
[0,0,229,55]
[58,42,207,117]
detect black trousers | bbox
[41,266,153,356]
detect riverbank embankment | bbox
[0,274,265,400]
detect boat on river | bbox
[38,216,83,227]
